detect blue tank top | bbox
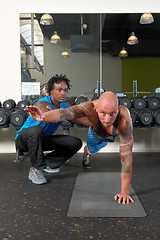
[15,96,68,139]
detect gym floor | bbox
[0,152,160,240]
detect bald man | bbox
[26,91,134,204]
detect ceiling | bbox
[35,13,160,57]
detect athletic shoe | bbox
[42,166,60,173]
[28,168,47,184]
[82,154,91,168]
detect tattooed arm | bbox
[25,101,93,124]
[114,108,134,204]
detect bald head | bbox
[96,91,119,128]
[98,91,118,109]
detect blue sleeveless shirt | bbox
[15,96,68,140]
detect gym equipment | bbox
[118,97,132,109]
[147,96,160,110]
[0,110,10,127]
[129,108,138,125]
[153,109,160,125]
[67,172,147,217]
[3,99,16,110]
[10,110,27,127]
[138,108,153,126]
[132,97,146,110]
[65,97,76,106]
[61,120,73,128]
[75,96,88,105]
[17,99,31,110]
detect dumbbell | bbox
[3,99,16,111]
[75,96,88,105]
[138,108,153,126]
[17,99,31,111]
[65,97,76,107]
[0,110,10,127]
[132,97,146,110]
[119,97,132,109]
[61,120,73,129]
[153,109,160,125]
[147,96,160,110]
[129,108,138,125]
[10,110,27,127]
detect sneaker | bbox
[82,154,91,168]
[28,168,47,184]
[42,166,60,174]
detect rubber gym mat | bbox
[67,172,147,217]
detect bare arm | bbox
[26,101,93,124]
[114,109,134,204]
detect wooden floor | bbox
[0,152,160,240]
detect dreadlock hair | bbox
[47,74,72,95]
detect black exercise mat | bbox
[67,172,147,217]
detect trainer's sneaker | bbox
[42,166,60,173]
[82,154,91,168]
[28,168,47,184]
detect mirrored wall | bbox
[20,13,160,103]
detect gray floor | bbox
[0,152,160,240]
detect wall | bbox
[0,0,160,153]
[122,57,160,97]
[44,38,122,98]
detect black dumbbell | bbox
[153,109,160,125]
[17,99,31,110]
[138,108,153,126]
[119,97,132,109]
[61,120,73,128]
[147,96,160,110]
[10,110,27,127]
[3,99,16,111]
[129,108,139,125]
[0,110,10,127]
[75,96,88,105]
[132,97,146,110]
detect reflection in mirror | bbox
[20,13,160,104]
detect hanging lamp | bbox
[50,31,61,44]
[40,14,54,25]
[119,47,128,57]
[127,32,138,45]
[140,13,154,24]
[61,50,69,58]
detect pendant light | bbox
[140,13,154,24]
[119,47,128,57]
[40,14,54,25]
[61,50,69,58]
[127,32,138,45]
[50,31,61,44]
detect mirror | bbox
[20,13,160,103]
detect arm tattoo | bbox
[58,101,93,121]
[119,122,133,173]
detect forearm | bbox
[120,153,132,194]
[119,136,133,194]
[42,108,74,124]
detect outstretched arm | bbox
[25,101,93,124]
[114,111,134,204]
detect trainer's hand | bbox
[25,105,45,122]
[114,193,134,204]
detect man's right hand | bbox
[25,105,45,122]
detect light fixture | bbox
[40,14,54,25]
[119,47,128,57]
[140,13,154,24]
[61,50,69,58]
[50,31,61,44]
[127,32,138,45]
[20,47,25,55]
